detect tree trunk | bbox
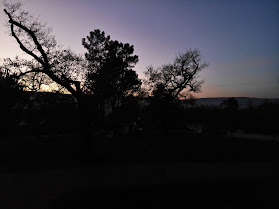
[160,102,169,136]
[161,117,168,136]
[99,98,105,129]
[77,96,90,162]
[76,95,99,163]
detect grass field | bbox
[0,132,279,171]
[0,132,278,208]
[1,131,278,171]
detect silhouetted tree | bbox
[220,97,238,111]
[144,49,208,134]
[2,2,85,102]
[0,67,23,95]
[82,29,141,127]
[0,67,23,132]
[2,2,143,159]
[145,50,207,101]
[220,97,239,132]
[1,57,52,92]
[2,2,96,158]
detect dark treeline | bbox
[1,3,278,209]
[0,3,207,140]
[141,97,279,135]
[1,81,278,138]
[0,2,278,165]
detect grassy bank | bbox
[0,131,278,172]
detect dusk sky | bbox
[1,0,278,98]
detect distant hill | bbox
[194,97,279,108]
[12,92,279,110]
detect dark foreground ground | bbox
[0,132,278,208]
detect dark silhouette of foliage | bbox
[219,97,239,132]
[2,2,143,148]
[0,68,23,132]
[82,29,141,100]
[2,2,96,156]
[237,102,279,134]
[2,1,278,176]
[145,49,208,103]
[0,69,22,95]
[220,97,239,111]
[82,29,141,129]
[1,2,98,159]
[2,2,85,98]
[144,49,208,134]
[0,69,23,110]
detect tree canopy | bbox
[2,2,85,97]
[82,29,141,101]
[144,49,208,104]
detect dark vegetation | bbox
[0,2,278,208]
[1,87,278,171]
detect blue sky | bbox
[1,0,278,98]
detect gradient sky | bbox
[1,0,279,98]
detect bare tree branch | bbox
[144,49,208,103]
[13,68,43,78]
[4,9,49,66]
[3,5,82,97]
